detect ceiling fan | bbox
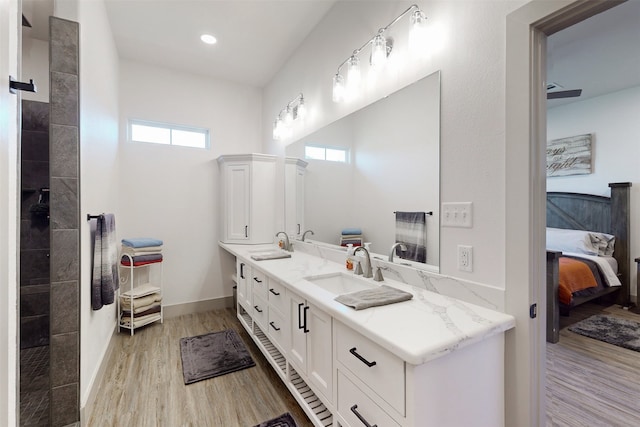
[547,82,582,100]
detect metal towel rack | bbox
[393,211,433,216]
[86,213,104,221]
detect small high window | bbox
[128,119,210,149]
[304,145,348,163]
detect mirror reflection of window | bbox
[304,144,348,163]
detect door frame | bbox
[505,0,625,425]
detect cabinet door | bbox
[236,260,250,310]
[307,303,333,402]
[294,165,305,237]
[225,163,250,241]
[288,291,307,372]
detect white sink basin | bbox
[305,272,378,295]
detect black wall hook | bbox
[9,76,37,94]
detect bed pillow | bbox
[546,227,615,257]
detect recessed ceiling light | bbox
[200,34,217,45]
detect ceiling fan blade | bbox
[547,89,582,100]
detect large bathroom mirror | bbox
[285,70,440,269]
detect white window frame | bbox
[304,144,349,163]
[128,118,210,149]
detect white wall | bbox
[547,86,640,296]
[118,60,262,308]
[264,0,519,291]
[21,36,48,103]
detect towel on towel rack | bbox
[395,211,427,263]
[91,214,119,310]
[121,237,163,248]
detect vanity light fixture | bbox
[273,93,306,141]
[332,4,428,103]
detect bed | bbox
[546,182,632,343]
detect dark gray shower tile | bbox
[51,230,78,282]
[50,72,78,127]
[20,249,50,285]
[51,125,78,178]
[21,160,49,191]
[20,289,50,317]
[50,17,78,75]
[50,177,78,230]
[21,100,49,132]
[21,130,49,162]
[51,281,78,335]
[50,382,78,426]
[50,332,78,387]
[20,315,50,349]
[20,219,50,250]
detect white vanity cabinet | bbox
[236,259,251,311]
[218,153,276,244]
[289,290,333,405]
[284,157,307,238]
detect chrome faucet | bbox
[276,231,293,252]
[301,229,314,242]
[354,246,373,278]
[389,242,408,262]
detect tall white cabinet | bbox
[284,157,307,238]
[218,154,277,244]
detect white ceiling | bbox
[547,0,640,107]
[22,0,640,97]
[103,0,336,88]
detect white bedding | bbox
[562,252,621,287]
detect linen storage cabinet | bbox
[118,253,163,335]
[218,153,277,244]
[284,157,307,239]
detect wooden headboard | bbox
[546,182,632,305]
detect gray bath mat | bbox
[179,329,255,384]
[253,412,298,427]
[568,314,640,352]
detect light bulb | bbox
[284,106,293,126]
[332,73,345,103]
[371,34,387,68]
[409,10,428,57]
[272,120,280,140]
[296,98,306,120]
[346,56,361,100]
[200,34,217,45]
[275,117,285,140]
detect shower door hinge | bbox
[9,76,37,94]
[529,303,537,319]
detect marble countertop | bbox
[220,242,515,366]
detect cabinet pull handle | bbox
[269,321,280,331]
[349,347,377,367]
[253,277,262,284]
[245,225,248,237]
[350,405,377,427]
[297,223,301,234]
[254,305,263,313]
[297,303,305,329]
[240,263,245,279]
[269,288,280,296]
[303,306,309,333]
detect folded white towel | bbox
[120,293,162,310]
[121,245,163,256]
[121,312,161,327]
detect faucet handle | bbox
[374,267,384,282]
[354,261,363,275]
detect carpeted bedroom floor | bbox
[546,302,640,427]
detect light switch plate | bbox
[442,202,473,228]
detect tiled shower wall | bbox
[49,16,80,427]
[20,100,51,350]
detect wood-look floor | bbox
[546,302,640,427]
[87,308,313,427]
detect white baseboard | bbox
[162,296,233,319]
[79,324,117,426]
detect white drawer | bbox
[267,279,287,314]
[336,321,405,415]
[338,370,401,427]
[252,294,268,330]
[251,268,269,301]
[267,306,288,351]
